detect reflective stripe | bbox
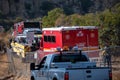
[11,42,30,58]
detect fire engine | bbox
[11,21,42,59]
[36,26,100,62]
[12,21,42,37]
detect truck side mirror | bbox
[50,63,58,68]
[44,63,48,69]
[30,63,35,70]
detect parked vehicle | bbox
[36,26,100,63]
[10,21,42,60]
[12,21,42,37]
[30,50,112,80]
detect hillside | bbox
[0,0,120,19]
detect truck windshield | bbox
[53,54,88,62]
[28,30,42,34]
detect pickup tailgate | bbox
[67,68,110,80]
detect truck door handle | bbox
[86,70,91,73]
[41,71,44,75]
[87,75,91,78]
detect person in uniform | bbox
[102,46,111,67]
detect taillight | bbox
[109,70,112,80]
[64,72,69,80]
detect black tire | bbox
[31,76,35,80]
[30,63,35,70]
[53,78,57,80]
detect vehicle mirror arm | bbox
[79,50,82,56]
[44,65,48,69]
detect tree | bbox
[82,13,99,26]
[42,8,64,27]
[14,17,24,23]
[99,3,120,46]
[55,14,66,26]
[0,10,2,18]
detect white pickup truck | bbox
[30,51,112,80]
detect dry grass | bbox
[113,72,120,80]
[0,54,30,80]
[112,56,120,80]
[0,32,12,45]
[0,54,9,76]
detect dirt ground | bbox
[0,54,30,80]
[0,53,120,80]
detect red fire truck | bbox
[12,21,42,37]
[36,26,100,62]
[10,21,42,59]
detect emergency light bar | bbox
[56,47,61,51]
[56,46,82,52]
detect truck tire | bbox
[30,63,35,70]
[53,78,57,80]
[31,76,35,80]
